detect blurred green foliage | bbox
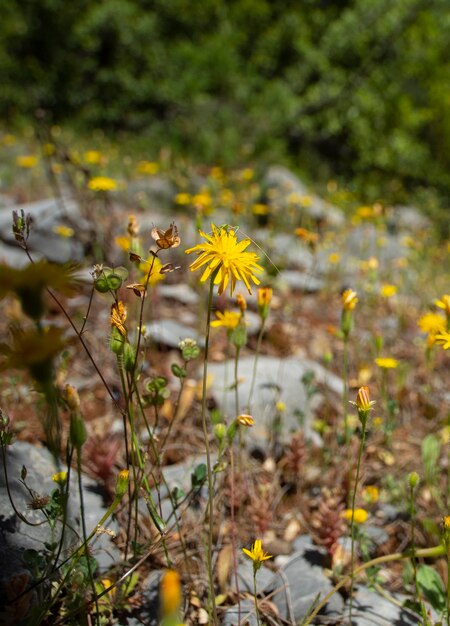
[2,0,450,199]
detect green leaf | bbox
[191,463,207,488]
[417,564,446,614]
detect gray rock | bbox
[146,319,204,349]
[236,560,277,595]
[124,175,176,210]
[0,197,86,263]
[345,585,420,625]
[389,205,431,233]
[206,356,343,446]
[0,442,119,622]
[263,166,345,227]
[159,283,200,305]
[278,270,324,293]
[272,534,344,622]
[222,599,259,626]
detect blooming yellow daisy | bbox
[185,224,263,295]
[210,310,242,330]
[375,357,399,369]
[242,539,272,566]
[380,284,397,298]
[418,312,445,335]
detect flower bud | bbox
[214,423,227,442]
[409,472,420,489]
[115,469,129,499]
[64,384,80,411]
[70,413,87,449]
[257,287,273,320]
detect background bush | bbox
[2,0,450,204]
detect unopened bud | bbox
[115,469,129,499]
[64,384,80,411]
[409,472,420,489]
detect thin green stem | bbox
[409,484,429,625]
[349,417,367,623]
[342,335,349,447]
[253,570,261,626]
[201,275,219,626]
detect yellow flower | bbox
[136,160,160,175]
[294,227,319,246]
[276,401,286,412]
[175,192,191,205]
[88,176,117,192]
[418,312,446,335]
[351,386,376,413]
[139,255,165,286]
[375,357,399,369]
[84,150,103,165]
[443,516,450,530]
[239,168,254,181]
[436,331,450,350]
[362,485,379,504]
[341,508,368,524]
[380,284,397,298]
[328,253,341,265]
[160,569,182,617]
[342,289,358,311]
[242,539,272,568]
[356,205,374,219]
[435,295,450,316]
[16,155,38,169]
[237,414,254,426]
[236,294,247,312]
[252,203,269,215]
[53,225,74,238]
[52,471,67,485]
[185,224,263,295]
[211,310,242,330]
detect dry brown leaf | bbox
[217,544,234,593]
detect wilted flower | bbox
[257,287,273,320]
[151,222,180,249]
[110,301,127,337]
[351,386,376,413]
[185,224,263,295]
[115,469,129,499]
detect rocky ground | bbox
[0,158,449,625]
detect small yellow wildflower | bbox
[351,386,376,413]
[242,539,272,569]
[211,310,242,330]
[84,150,103,165]
[53,225,74,238]
[294,227,319,246]
[380,284,397,298]
[43,143,55,156]
[139,256,165,286]
[362,485,379,504]
[276,401,286,412]
[252,203,269,216]
[418,312,446,335]
[160,569,182,618]
[88,176,117,192]
[115,235,131,252]
[341,508,368,524]
[3,134,16,146]
[185,224,263,295]
[436,331,450,350]
[356,206,374,219]
[16,155,38,169]
[175,192,191,205]
[52,471,68,485]
[328,253,341,265]
[435,295,450,316]
[342,289,358,311]
[239,168,254,181]
[237,414,254,426]
[136,160,160,175]
[375,357,399,369]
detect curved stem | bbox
[302,544,445,626]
